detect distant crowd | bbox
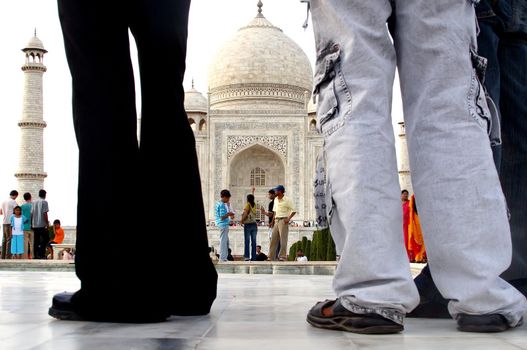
[0,189,71,260]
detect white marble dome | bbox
[23,35,47,52]
[208,3,313,110]
[184,85,208,113]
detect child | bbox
[50,219,65,245]
[10,206,28,259]
[215,189,234,262]
[62,248,74,261]
[48,219,65,260]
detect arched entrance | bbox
[229,144,285,221]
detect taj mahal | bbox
[15,2,411,252]
[184,3,411,222]
[186,3,321,223]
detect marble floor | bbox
[0,271,526,350]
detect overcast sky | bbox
[0,0,402,225]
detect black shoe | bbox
[48,292,85,321]
[407,299,451,318]
[407,265,450,319]
[457,314,511,332]
[49,291,168,323]
[509,278,527,297]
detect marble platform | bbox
[0,260,425,276]
[0,271,526,350]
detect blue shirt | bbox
[20,203,32,231]
[215,201,230,228]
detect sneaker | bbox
[307,299,403,334]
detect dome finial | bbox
[192,78,195,89]
[257,1,263,16]
[34,28,37,37]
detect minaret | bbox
[397,121,413,193]
[15,31,48,198]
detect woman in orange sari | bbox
[401,190,412,261]
[408,195,426,263]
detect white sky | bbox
[0,0,402,225]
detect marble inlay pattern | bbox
[227,135,287,159]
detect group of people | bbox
[214,185,297,262]
[0,189,61,260]
[46,0,525,337]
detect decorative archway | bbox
[228,144,285,221]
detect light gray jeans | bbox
[219,226,230,261]
[310,0,527,326]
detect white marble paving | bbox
[0,271,525,350]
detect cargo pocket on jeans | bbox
[314,147,334,229]
[313,42,351,137]
[467,49,501,146]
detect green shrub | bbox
[311,230,319,261]
[308,228,337,261]
[301,236,308,254]
[319,229,329,261]
[326,229,336,261]
[288,241,300,261]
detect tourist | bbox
[62,248,74,261]
[20,193,33,259]
[401,190,411,261]
[408,195,426,263]
[215,189,234,262]
[32,189,49,260]
[240,193,258,261]
[10,206,28,260]
[0,190,18,259]
[296,249,308,262]
[260,189,276,240]
[49,0,217,322]
[255,245,268,261]
[410,0,527,317]
[306,0,526,334]
[269,185,296,261]
[48,219,65,260]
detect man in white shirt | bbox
[269,185,296,261]
[0,190,18,259]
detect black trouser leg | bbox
[57,0,216,320]
[130,0,217,314]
